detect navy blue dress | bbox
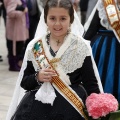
[84,10,120,103]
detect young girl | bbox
[7,0,103,120]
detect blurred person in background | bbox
[79,0,89,25]
[27,0,40,42]
[0,55,3,61]
[22,0,48,55]
[22,0,40,51]
[84,0,120,105]
[0,0,6,25]
[0,0,6,62]
[0,1,3,62]
[71,0,80,11]
[71,0,81,21]
[85,0,97,21]
[4,0,29,71]
[37,0,47,13]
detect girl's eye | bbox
[50,17,55,20]
[61,18,66,21]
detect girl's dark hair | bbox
[44,0,74,24]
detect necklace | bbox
[56,40,61,46]
[47,33,62,46]
[46,34,58,57]
[46,33,78,67]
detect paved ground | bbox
[0,18,19,120]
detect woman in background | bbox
[84,0,120,105]
[4,0,29,71]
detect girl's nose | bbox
[54,20,61,25]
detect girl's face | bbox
[47,7,71,38]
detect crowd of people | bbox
[0,0,43,71]
[0,0,120,120]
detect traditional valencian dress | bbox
[10,32,103,120]
[5,7,103,120]
[84,0,120,103]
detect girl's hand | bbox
[37,67,57,82]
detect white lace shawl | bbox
[30,33,91,74]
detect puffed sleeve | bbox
[81,56,101,95]
[20,61,40,91]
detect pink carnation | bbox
[86,93,118,119]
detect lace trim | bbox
[59,35,90,74]
[27,36,90,74]
[27,35,90,74]
[27,49,40,71]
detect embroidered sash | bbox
[103,0,120,41]
[32,40,88,120]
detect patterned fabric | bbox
[91,29,120,102]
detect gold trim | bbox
[49,58,60,69]
[52,76,86,116]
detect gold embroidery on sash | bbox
[49,58,60,68]
[103,0,120,40]
[33,40,88,120]
[52,76,84,111]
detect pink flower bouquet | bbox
[85,93,119,119]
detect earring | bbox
[47,27,50,34]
